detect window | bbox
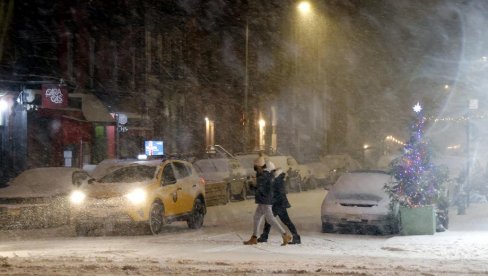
[173,161,190,179]
[162,164,176,185]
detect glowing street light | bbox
[0,98,10,126]
[297,1,311,14]
[205,117,214,148]
[258,119,266,150]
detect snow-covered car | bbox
[193,158,248,201]
[268,155,314,192]
[321,171,399,235]
[320,154,362,187]
[303,161,331,189]
[234,153,260,195]
[70,159,206,235]
[0,167,82,229]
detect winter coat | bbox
[254,170,274,205]
[272,172,291,210]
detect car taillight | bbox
[199,177,206,186]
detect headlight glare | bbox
[126,188,146,204]
[70,190,86,204]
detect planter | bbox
[399,205,436,235]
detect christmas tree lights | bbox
[386,103,449,207]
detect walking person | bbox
[243,155,292,246]
[257,168,301,244]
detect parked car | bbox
[320,154,362,187]
[70,159,206,235]
[193,157,248,201]
[268,155,314,192]
[0,167,81,230]
[234,153,260,195]
[303,161,331,189]
[321,171,399,235]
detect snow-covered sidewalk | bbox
[0,190,487,275]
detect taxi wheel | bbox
[148,201,164,235]
[187,198,205,229]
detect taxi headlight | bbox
[70,190,86,205]
[126,188,146,204]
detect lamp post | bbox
[243,19,249,152]
[258,119,266,150]
[463,99,478,213]
[205,117,215,149]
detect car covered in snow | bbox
[320,154,362,187]
[321,171,399,235]
[268,155,314,192]
[0,167,82,229]
[193,157,248,201]
[70,159,206,235]
[234,153,260,195]
[302,161,331,189]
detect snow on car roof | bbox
[332,171,392,198]
[235,154,258,169]
[90,159,162,179]
[1,167,82,198]
[193,158,231,181]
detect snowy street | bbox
[1,189,488,275]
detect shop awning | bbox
[81,94,114,123]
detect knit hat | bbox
[265,160,276,172]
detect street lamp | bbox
[205,117,215,148]
[243,19,250,152]
[258,119,266,150]
[297,1,311,14]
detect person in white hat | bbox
[243,154,292,246]
[257,167,301,244]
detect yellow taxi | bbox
[70,159,206,235]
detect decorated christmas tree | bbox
[386,103,448,208]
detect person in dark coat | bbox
[257,168,301,244]
[243,155,292,246]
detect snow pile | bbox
[0,167,80,198]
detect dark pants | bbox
[261,207,299,238]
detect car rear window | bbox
[212,159,230,172]
[193,160,216,173]
[333,173,391,199]
[173,161,190,179]
[236,156,256,169]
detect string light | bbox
[428,113,488,123]
[385,135,406,146]
[447,144,461,150]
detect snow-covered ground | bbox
[1,189,487,275]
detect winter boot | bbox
[289,235,301,245]
[257,235,268,243]
[281,233,292,246]
[243,235,258,245]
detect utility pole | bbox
[243,19,249,152]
